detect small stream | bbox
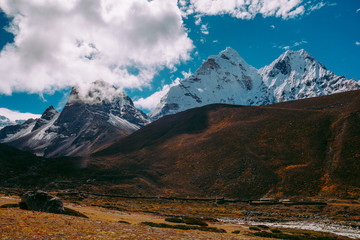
[219,217,360,239]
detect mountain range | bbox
[0,48,359,158]
[0,80,149,157]
[150,48,359,119]
[1,89,359,199]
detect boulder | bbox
[20,190,65,214]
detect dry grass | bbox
[0,196,256,240]
[0,195,357,239]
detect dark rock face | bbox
[32,106,58,131]
[198,58,221,74]
[269,57,291,77]
[20,190,65,214]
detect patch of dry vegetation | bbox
[0,196,255,240]
[77,196,360,223]
[0,194,359,239]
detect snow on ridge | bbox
[108,113,140,132]
[1,121,37,143]
[151,48,360,119]
[32,112,60,141]
[0,108,41,122]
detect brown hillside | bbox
[92,90,360,199]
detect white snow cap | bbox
[150,47,360,119]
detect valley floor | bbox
[0,194,358,239]
[0,196,256,239]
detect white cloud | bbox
[307,1,338,14]
[178,0,188,7]
[357,8,360,13]
[134,78,180,111]
[308,2,326,12]
[181,69,193,78]
[0,0,329,98]
[134,68,193,111]
[0,108,41,121]
[355,41,360,46]
[294,40,308,46]
[194,15,202,25]
[270,25,276,29]
[183,0,309,20]
[0,0,194,95]
[282,46,290,50]
[200,24,209,34]
[275,40,308,50]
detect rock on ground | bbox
[20,190,65,214]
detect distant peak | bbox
[298,49,306,55]
[218,47,241,59]
[222,46,238,54]
[281,49,312,59]
[40,105,58,121]
[215,46,251,67]
[44,105,56,112]
[271,49,321,69]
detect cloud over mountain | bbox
[0,0,332,97]
[0,0,194,95]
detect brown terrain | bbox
[1,90,360,200]
[1,194,358,239]
[1,90,360,239]
[91,89,360,199]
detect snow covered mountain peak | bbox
[151,47,360,119]
[66,80,150,127]
[31,106,59,132]
[259,49,359,103]
[40,106,58,120]
[195,47,254,77]
[262,49,324,78]
[150,47,265,119]
[218,47,248,64]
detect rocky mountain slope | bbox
[151,48,359,119]
[1,90,359,199]
[0,80,150,157]
[92,90,360,199]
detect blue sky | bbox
[0,0,359,116]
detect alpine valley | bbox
[0,47,359,200]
